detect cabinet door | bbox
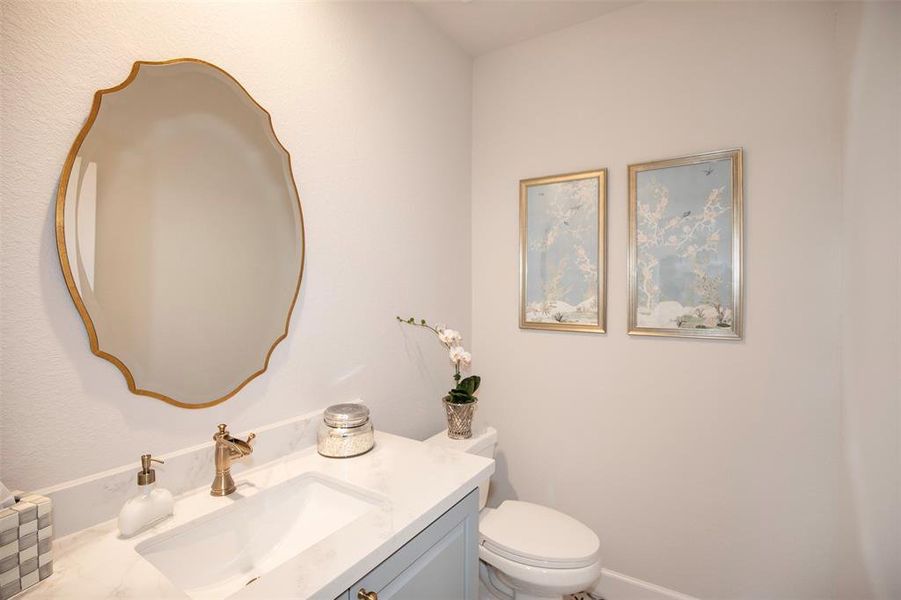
[351,490,479,600]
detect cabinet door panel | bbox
[378,522,467,599]
[352,489,479,600]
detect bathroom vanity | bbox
[19,429,492,599]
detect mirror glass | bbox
[57,60,304,408]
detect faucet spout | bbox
[211,424,255,496]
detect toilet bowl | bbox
[425,427,601,600]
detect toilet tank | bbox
[425,426,497,510]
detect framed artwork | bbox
[628,148,743,339]
[519,169,606,333]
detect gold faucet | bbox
[211,423,255,496]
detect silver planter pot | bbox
[443,396,477,439]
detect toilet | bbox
[426,426,602,600]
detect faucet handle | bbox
[214,424,254,452]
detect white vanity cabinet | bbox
[338,489,480,600]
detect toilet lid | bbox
[479,501,600,569]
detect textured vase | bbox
[443,397,477,439]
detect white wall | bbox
[471,3,886,598]
[837,3,901,599]
[0,1,471,490]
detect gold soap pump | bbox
[118,453,175,538]
[137,454,163,485]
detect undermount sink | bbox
[135,473,382,599]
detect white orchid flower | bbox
[448,346,472,370]
[438,328,462,346]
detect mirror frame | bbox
[55,58,306,409]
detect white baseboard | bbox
[593,568,699,600]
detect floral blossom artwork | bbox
[520,170,606,333]
[628,149,743,339]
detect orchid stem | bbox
[396,316,442,340]
[397,315,470,397]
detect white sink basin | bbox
[135,473,382,599]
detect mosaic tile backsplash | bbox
[0,494,53,599]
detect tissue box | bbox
[0,493,52,600]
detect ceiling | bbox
[414,1,636,57]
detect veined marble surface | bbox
[36,410,323,538]
[20,431,494,599]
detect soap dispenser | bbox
[117,454,174,538]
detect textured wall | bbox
[0,1,471,490]
[471,3,863,598]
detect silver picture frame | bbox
[628,149,743,339]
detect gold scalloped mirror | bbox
[56,59,304,408]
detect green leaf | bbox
[448,389,474,404]
[456,375,480,396]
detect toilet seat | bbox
[479,501,600,569]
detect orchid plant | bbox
[396,316,480,404]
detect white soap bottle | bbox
[118,454,174,538]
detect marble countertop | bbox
[20,431,494,599]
